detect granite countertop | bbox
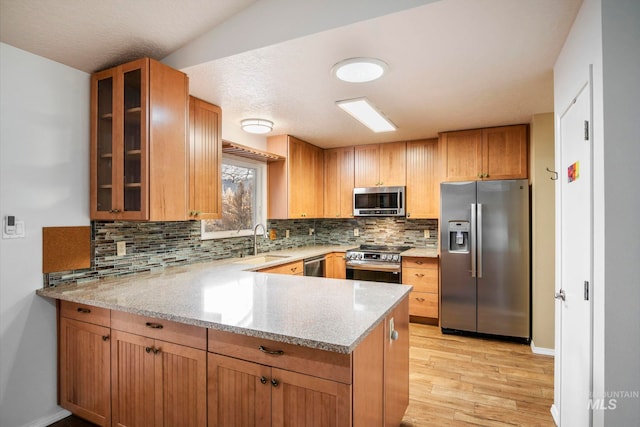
[400,247,439,258]
[37,245,412,354]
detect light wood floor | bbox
[402,323,555,427]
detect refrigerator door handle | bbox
[477,203,483,278]
[471,203,477,277]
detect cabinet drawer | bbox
[402,257,438,270]
[402,267,438,293]
[60,301,110,327]
[208,329,352,384]
[409,291,438,318]
[259,260,304,275]
[111,311,206,350]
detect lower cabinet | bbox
[402,257,439,320]
[59,302,111,427]
[258,259,304,275]
[325,252,346,279]
[110,312,207,427]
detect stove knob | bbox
[392,254,400,262]
[358,253,364,260]
[381,254,387,261]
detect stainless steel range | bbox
[346,245,411,284]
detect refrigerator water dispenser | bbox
[448,221,470,253]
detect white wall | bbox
[0,43,90,427]
[554,0,640,424]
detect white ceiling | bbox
[0,0,582,149]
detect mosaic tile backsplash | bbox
[46,218,438,287]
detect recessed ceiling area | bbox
[0,0,582,149]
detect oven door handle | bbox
[346,263,401,273]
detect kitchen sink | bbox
[234,255,290,265]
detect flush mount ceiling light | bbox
[336,97,397,133]
[331,57,388,83]
[241,118,273,134]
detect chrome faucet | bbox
[253,223,266,256]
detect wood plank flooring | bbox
[401,323,555,426]
[50,322,555,427]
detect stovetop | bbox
[355,244,412,254]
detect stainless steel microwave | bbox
[353,186,405,217]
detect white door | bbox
[557,78,593,426]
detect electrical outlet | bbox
[309,228,315,236]
[116,241,126,256]
[353,228,359,237]
[424,229,430,239]
[285,229,290,238]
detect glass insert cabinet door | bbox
[91,59,148,220]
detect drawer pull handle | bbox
[153,347,161,355]
[260,376,268,384]
[102,335,110,342]
[145,346,152,353]
[415,261,424,265]
[415,273,425,278]
[145,322,164,329]
[259,345,284,356]
[416,297,425,302]
[271,378,279,388]
[77,307,91,314]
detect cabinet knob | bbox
[153,347,161,355]
[390,330,399,341]
[416,297,425,302]
[407,212,411,218]
[145,346,152,353]
[109,209,121,213]
[271,378,279,388]
[415,273,425,278]
[260,376,268,385]
[102,335,110,342]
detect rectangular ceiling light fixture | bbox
[336,97,397,132]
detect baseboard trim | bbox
[550,404,560,426]
[20,408,71,427]
[531,340,555,356]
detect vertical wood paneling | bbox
[440,129,483,181]
[339,148,354,218]
[406,138,439,218]
[354,144,380,187]
[379,141,406,187]
[323,149,339,217]
[482,125,528,179]
[353,322,384,427]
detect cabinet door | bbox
[354,144,380,187]
[331,252,346,279]
[482,125,528,180]
[59,317,111,427]
[306,142,325,218]
[288,137,306,218]
[208,353,271,427]
[156,340,207,427]
[439,129,483,181]
[324,147,354,218]
[189,96,222,219]
[406,139,439,218]
[384,297,409,427]
[379,141,406,187]
[111,330,156,427]
[271,368,351,427]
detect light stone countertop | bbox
[37,245,412,354]
[400,247,439,258]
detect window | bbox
[201,156,266,239]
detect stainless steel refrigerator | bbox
[440,180,530,341]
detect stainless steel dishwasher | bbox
[303,255,325,277]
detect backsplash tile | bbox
[45,218,438,287]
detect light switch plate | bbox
[353,228,359,237]
[424,229,430,239]
[2,217,25,239]
[116,241,126,256]
[285,229,290,238]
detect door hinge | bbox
[584,280,590,301]
[584,120,590,141]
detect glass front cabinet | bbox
[90,58,189,221]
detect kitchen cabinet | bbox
[439,124,528,182]
[90,57,189,221]
[258,259,304,276]
[110,312,207,427]
[325,252,347,279]
[402,257,439,320]
[405,138,440,219]
[58,301,111,427]
[324,147,355,218]
[354,141,406,187]
[268,135,324,219]
[188,96,222,219]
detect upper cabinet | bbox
[188,96,222,220]
[354,141,406,187]
[91,58,189,221]
[406,139,440,219]
[267,135,324,219]
[324,146,354,218]
[439,124,528,182]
